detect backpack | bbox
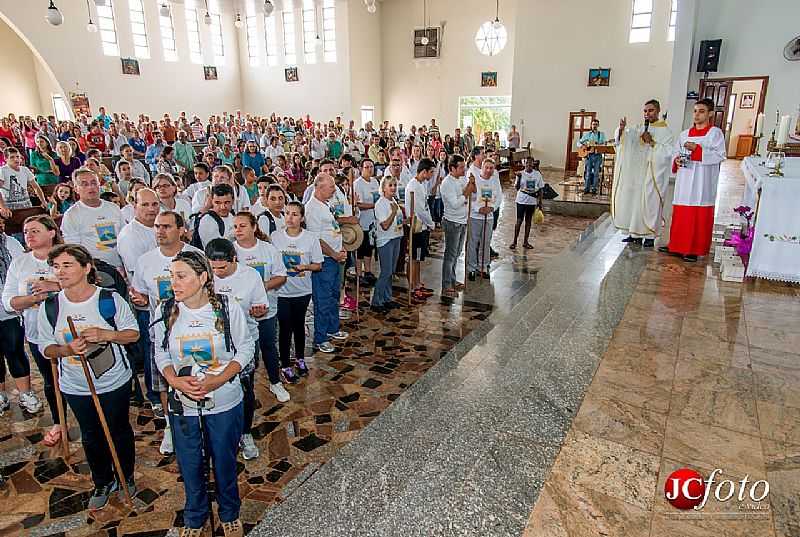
[93,258,128,297]
[257,210,276,236]
[150,293,236,355]
[189,211,225,249]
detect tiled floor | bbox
[522,160,800,537]
[0,183,594,536]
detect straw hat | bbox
[341,222,364,252]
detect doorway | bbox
[698,76,768,158]
[564,111,596,177]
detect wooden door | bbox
[565,111,596,177]
[698,79,731,130]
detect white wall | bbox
[0,0,241,119]
[239,0,351,121]
[0,17,44,116]
[511,0,675,169]
[727,79,763,156]
[681,0,800,149]
[347,0,382,125]
[379,0,517,134]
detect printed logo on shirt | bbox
[395,212,404,233]
[526,180,537,191]
[333,202,345,217]
[155,276,174,301]
[94,222,118,250]
[372,191,380,203]
[178,334,218,369]
[480,187,493,202]
[248,262,267,280]
[282,251,303,277]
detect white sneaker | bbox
[240,433,259,460]
[159,427,174,455]
[19,391,42,414]
[0,392,9,413]
[270,382,290,403]
[328,331,349,341]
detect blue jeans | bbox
[170,403,244,529]
[373,237,401,306]
[257,317,280,384]
[135,308,158,404]
[584,153,602,192]
[311,257,341,345]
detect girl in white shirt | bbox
[371,177,405,313]
[38,244,139,510]
[233,212,289,402]
[270,202,323,381]
[152,250,253,536]
[2,215,60,444]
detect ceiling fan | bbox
[784,36,800,61]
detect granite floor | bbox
[521,160,800,537]
[0,183,594,536]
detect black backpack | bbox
[93,258,128,297]
[150,293,236,354]
[189,211,225,249]
[257,211,277,236]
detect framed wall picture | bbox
[740,92,756,109]
[481,71,498,87]
[204,66,218,80]
[121,58,140,76]
[285,67,299,83]
[69,92,91,117]
[588,68,611,87]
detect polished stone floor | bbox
[0,183,594,536]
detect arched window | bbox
[474,21,507,57]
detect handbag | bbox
[540,183,559,200]
[534,208,545,225]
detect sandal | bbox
[509,243,517,250]
[523,243,535,249]
[43,426,63,447]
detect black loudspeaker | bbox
[697,39,722,73]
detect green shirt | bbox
[30,150,59,186]
[327,140,343,160]
[173,141,197,170]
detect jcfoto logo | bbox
[664,468,770,510]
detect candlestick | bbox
[776,115,791,146]
[754,112,764,137]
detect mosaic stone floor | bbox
[521,161,800,537]
[0,184,594,536]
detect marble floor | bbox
[521,160,800,537]
[0,183,594,536]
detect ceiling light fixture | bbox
[94,0,107,6]
[159,2,171,17]
[85,0,98,31]
[45,0,64,26]
[492,0,503,29]
[264,0,274,16]
[234,13,244,28]
[366,0,376,14]
[203,0,212,25]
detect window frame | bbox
[246,14,260,66]
[128,0,150,59]
[282,0,297,66]
[302,0,317,64]
[185,5,203,64]
[159,5,178,62]
[210,13,225,62]
[628,0,653,44]
[667,0,678,42]
[264,13,279,66]
[96,0,120,57]
[322,0,336,63]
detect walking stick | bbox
[407,192,415,307]
[479,198,489,275]
[464,190,472,291]
[66,317,132,505]
[50,359,70,461]
[350,179,360,321]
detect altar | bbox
[741,156,800,283]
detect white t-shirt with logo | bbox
[515,170,544,206]
[0,165,35,210]
[270,229,324,298]
[469,176,503,222]
[37,288,137,395]
[374,197,404,248]
[234,240,287,319]
[117,219,157,280]
[198,212,235,247]
[353,177,380,230]
[214,264,268,341]
[191,184,252,214]
[60,200,126,268]
[305,196,342,254]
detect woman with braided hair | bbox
[153,250,252,537]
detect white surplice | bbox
[611,120,674,238]
[672,126,726,207]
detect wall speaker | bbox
[697,39,722,73]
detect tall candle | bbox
[754,112,764,137]
[776,115,791,146]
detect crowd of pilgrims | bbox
[0,107,543,537]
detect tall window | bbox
[185,4,203,63]
[360,106,374,127]
[159,5,178,61]
[96,0,120,56]
[246,14,259,66]
[128,0,150,58]
[282,0,297,65]
[322,0,336,62]
[52,95,71,122]
[628,0,653,43]
[210,14,225,62]
[302,0,317,64]
[667,0,678,41]
[264,13,279,66]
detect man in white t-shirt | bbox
[439,154,472,296]
[191,165,251,214]
[467,159,503,281]
[196,183,235,247]
[511,158,544,250]
[61,168,126,268]
[353,158,380,283]
[118,188,159,280]
[179,162,210,204]
[0,148,46,213]
[405,159,436,301]
[115,144,151,186]
[304,173,348,354]
[254,184,286,239]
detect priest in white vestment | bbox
[659,99,727,261]
[612,99,674,247]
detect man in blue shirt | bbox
[145,131,166,174]
[241,141,266,174]
[578,119,607,195]
[95,106,112,130]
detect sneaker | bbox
[314,342,336,354]
[468,271,477,281]
[19,391,42,413]
[370,304,388,314]
[222,519,244,537]
[295,359,309,377]
[490,249,499,259]
[384,300,401,309]
[642,239,655,248]
[179,528,205,537]
[88,479,119,510]
[151,403,165,419]
[159,426,174,455]
[339,309,351,320]
[240,434,259,460]
[343,296,358,311]
[0,392,9,413]
[121,475,137,499]
[481,271,491,280]
[269,382,290,403]
[328,331,349,341]
[683,254,698,262]
[280,366,300,384]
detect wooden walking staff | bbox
[479,198,490,275]
[464,184,473,290]
[407,191,415,307]
[349,173,360,321]
[66,317,133,506]
[50,359,70,461]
